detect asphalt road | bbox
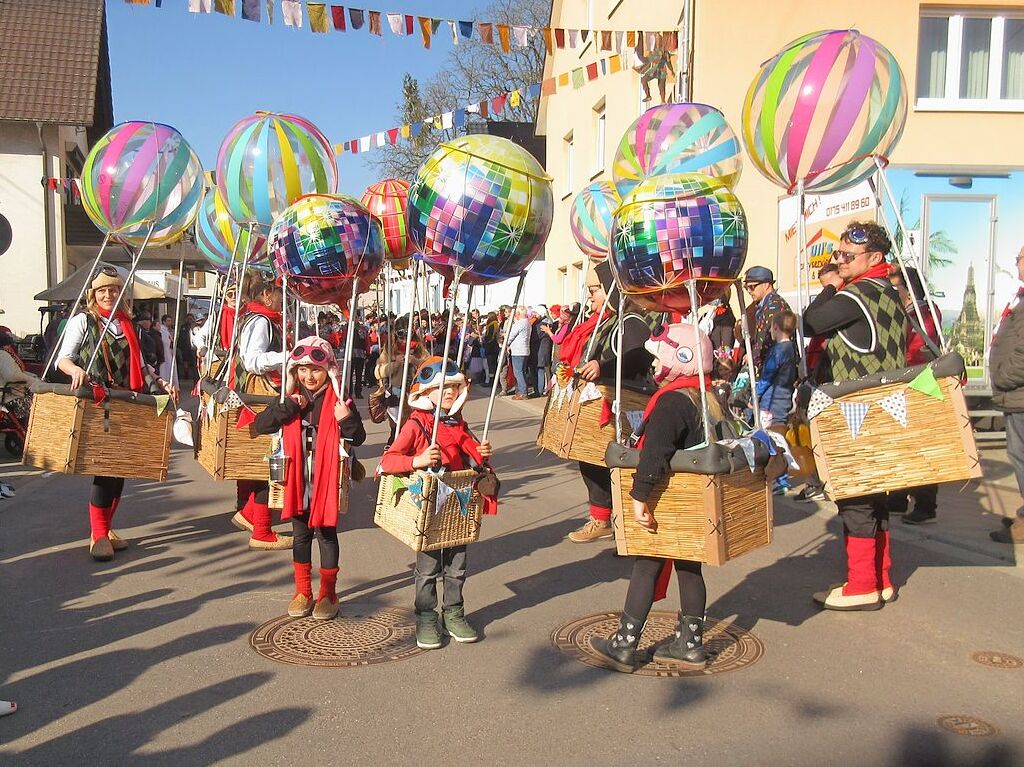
[0,392,1022,766]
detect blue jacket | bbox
[755,340,797,421]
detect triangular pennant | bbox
[453,486,473,516]
[389,474,410,502]
[235,404,257,430]
[877,390,908,427]
[91,383,107,406]
[908,366,944,400]
[624,410,645,434]
[154,394,170,416]
[838,401,871,439]
[222,389,244,410]
[434,478,454,513]
[578,382,601,403]
[806,387,834,420]
[207,396,217,421]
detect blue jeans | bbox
[1007,411,1024,516]
[511,355,528,396]
[536,365,549,395]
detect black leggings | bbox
[291,515,340,569]
[578,461,613,509]
[624,557,705,623]
[91,476,125,508]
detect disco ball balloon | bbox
[609,173,748,313]
[361,178,415,270]
[407,134,553,284]
[269,194,384,306]
[570,181,621,260]
[742,29,907,194]
[194,188,267,273]
[215,111,338,231]
[80,121,204,246]
[612,103,742,197]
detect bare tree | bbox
[371,0,548,180]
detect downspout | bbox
[36,121,54,289]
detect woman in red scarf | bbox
[56,266,177,561]
[254,337,365,620]
[591,323,717,673]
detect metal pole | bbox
[456,284,474,369]
[734,277,762,430]
[168,254,186,387]
[278,273,289,404]
[686,279,713,446]
[221,227,255,381]
[794,179,810,379]
[339,284,360,401]
[205,233,244,373]
[482,272,526,443]
[395,258,421,429]
[613,303,625,445]
[431,268,463,444]
[581,282,617,365]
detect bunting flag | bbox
[154,394,171,417]
[877,390,908,428]
[206,395,217,421]
[235,404,257,430]
[188,0,211,11]
[838,401,871,440]
[806,387,834,420]
[308,3,328,32]
[434,479,473,516]
[214,0,234,15]
[241,0,260,21]
[222,389,245,411]
[282,0,301,27]
[389,474,411,502]
[624,410,645,435]
[908,366,944,400]
[577,382,602,403]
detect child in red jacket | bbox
[379,356,493,650]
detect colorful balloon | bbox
[215,112,338,231]
[609,173,748,313]
[269,194,384,306]
[361,178,415,270]
[612,103,742,196]
[80,121,204,246]
[570,181,621,260]
[407,134,553,284]
[194,188,267,273]
[742,29,907,194]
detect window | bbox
[564,132,574,197]
[593,100,606,175]
[917,9,1024,109]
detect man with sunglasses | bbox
[803,222,908,611]
[742,266,791,376]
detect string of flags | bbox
[130,0,678,57]
[806,366,947,439]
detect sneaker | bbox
[797,486,826,502]
[902,508,937,525]
[567,518,613,543]
[0,483,15,498]
[772,483,788,496]
[990,518,1024,544]
[442,606,479,643]
[415,611,443,649]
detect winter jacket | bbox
[991,288,1024,413]
[755,340,797,421]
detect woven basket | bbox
[610,466,773,565]
[195,392,272,481]
[537,381,649,466]
[810,374,982,501]
[374,469,482,552]
[23,389,172,481]
[269,475,351,515]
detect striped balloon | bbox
[361,178,414,270]
[742,29,907,194]
[570,181,620,260]
[194,188,267,273]
[80,121,204,246]
[612,103,742,197]
[215,112,338,231]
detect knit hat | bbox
[407,355,469,415]
[285,335,341,397]
[644,323,713,385]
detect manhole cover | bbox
[937,715,999,737]
[250,604,425,667]
[551,611,764,678]
[971,651,1023,669]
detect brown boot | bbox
[89,536,114,561]
[288,593,314,618]
[568,518,613,543]
[990,518,1024,544]
[108,530,129,551]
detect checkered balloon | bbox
[361,178,415,270]
[269,194,384,306]
[407,135,554,285]
[609,173,748,313]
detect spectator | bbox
[742,266,791,375]
[483,312,500,384]
[506,306,531,400]
[158,314,174,382]
[989,247,1024,544]
[136,313,162,370]
[756,311,798,495]
[533,305,554,396]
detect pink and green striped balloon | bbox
[80,121,204,246]
[612,103,742,197]
[742,29,907,194]
[194,187,267,273]
[215,112,338,231]
[569,181,620,260]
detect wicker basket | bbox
[610,466,773,565]
[537,380,650,466]
[268,475,351,515]
[375,469,483,552]
[23,387,172,481]
[808,356,982,501]
[195,390,273,481]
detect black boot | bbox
[590,613,644,673]
[653,613,707,668]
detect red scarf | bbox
[282,385,341,528]
[244,300,283,325]
[95,308,145,392]
[558,310,609,366]
[844,262,893,287]
[219,304,236,352]
[407,410,498,515]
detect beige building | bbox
[539,0,1024,389]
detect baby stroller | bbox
[0,385,27,457]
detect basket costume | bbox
[254,337,365,618]
[803,266,906,609]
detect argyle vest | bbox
[77,313,134,389]
[825,278,907,382]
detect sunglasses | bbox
[742,281,764,290]
[290,345,329,363]
[832,250,866,264]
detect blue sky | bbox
[106,0,486,197]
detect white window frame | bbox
[917,7,1024,112]
[593,100,606,176]
[564,131,574,198]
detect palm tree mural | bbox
[892,192,957,269]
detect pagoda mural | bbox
[948,264,985,366]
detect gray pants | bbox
[414,545,467,613]
[1006,411,1024,516]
